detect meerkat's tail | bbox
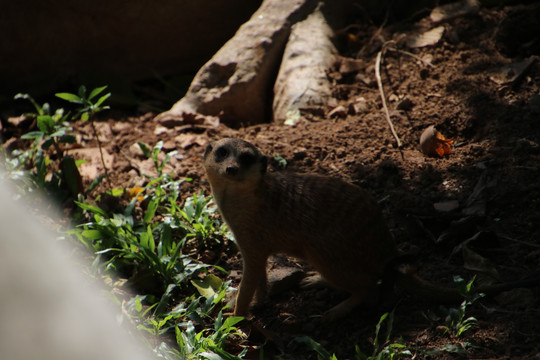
[394,271,463,303]
[383,255,540,304]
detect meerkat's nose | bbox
[226,166,239,175]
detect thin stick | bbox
[375,49,402,148]
[387,47,436,68]
[90,120,108,176]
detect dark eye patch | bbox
[204,144,213,159]
[214,146,229,162]
[238,152,256,167]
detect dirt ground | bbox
[3,3,540,359]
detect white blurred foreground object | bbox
[0,179,154,360]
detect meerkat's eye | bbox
[238,152,256,167]
[214,146,229,162]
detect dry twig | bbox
[387,47,436,68]
[374,48,402,148]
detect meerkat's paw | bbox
[299,272,329,289]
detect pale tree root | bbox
[154,0,340,127]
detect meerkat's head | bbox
[204,138,267,187]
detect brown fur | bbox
[203,138,540,320]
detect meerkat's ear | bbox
[204,144,213,159]
[260,156,268,174]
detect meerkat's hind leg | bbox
[322,278,379,322]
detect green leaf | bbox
[138,142,152,158]
[94,92,111,108]
[60,155,83,196]
[139,225,155,252]
[85,174,107,196]
[55,92,83,104]
[191,274,223,300]
[221,316,244,330]
[144,199,158,223]
[37,115,55,133]
[153,284,177,317]
[59,134,77,144]
[158,223,172,258]
[21,131,44,140]
[88,85,108,101]
[135,297,143,313]
[75,201,107,216]
[293,336,333,360]
[78,85,87,99]
[80,112,90,122]
[81,229,103,241]
[41,137,54,150]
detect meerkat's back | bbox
[257,172,398,289]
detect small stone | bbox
[397,97,414,111]
[111,121,132,134]
[433,200,459,212]
[154,125,169,136]
[348,97,368,114]
[129,142,145,157]
[293,148,307,160]
[158,116,184,128]
[7,115,32,127]
[162,140,177,151]
[328,105,347,118]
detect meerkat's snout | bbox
[225,165,239,176]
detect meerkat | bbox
[203,138,539,320]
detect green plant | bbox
[56,85,111,174]
[274,154,288,169]
[179,191,230,247]
[9,90,244,360]
[137,141,230,248]
[122,278,243,359]
[137,140,176,179]
[356,311,411,360]
[293,311,411,360]
[171,311,245,360]
[440,276,483,337]
[10,93,81,197]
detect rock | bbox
[7,116,32,128]
[162,140,177,151]
[174,134,206,149]
[433,200,459,212]
[111,121,132,134]
[68,148,114,180]
[267,267,305,296]
[154,125,169,136]
[348,97,368,114]
[94,122,112,142]
[129,142,145,157]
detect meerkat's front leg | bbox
[234,253,268,316]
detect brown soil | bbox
[3,4,540,360]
